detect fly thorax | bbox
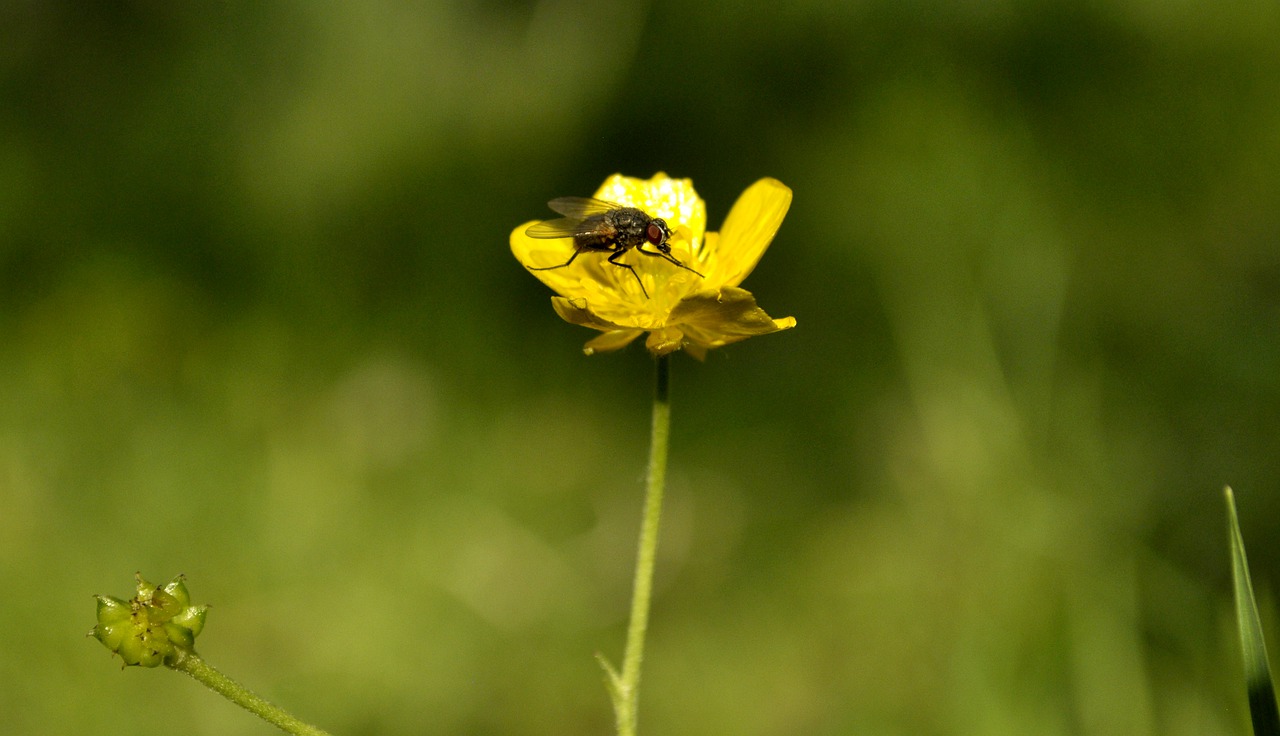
[611,209,652,250]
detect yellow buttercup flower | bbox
[511,173,796,358]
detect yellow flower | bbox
[511,173,796,358]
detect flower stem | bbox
[167,651,333,736]
[611,354,672,736]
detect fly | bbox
[524,197,704,299]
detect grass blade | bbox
[1226,486,1280,736]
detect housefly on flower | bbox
[524,197,704,299]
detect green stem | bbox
[168,651,333,736]
[613,354,672,736]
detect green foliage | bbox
[3,1,1280,734]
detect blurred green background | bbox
[3,1,1279,734]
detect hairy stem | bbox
[612,354,672,736]
[168,651,333,736]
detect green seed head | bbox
[91,574,209,667]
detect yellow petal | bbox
[706,178,792,287]
[668,287,795,350]
[550,297,627,331]
[584,329,644,355]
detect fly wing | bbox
[545,197,621,219]
[525,217,586,239]
[524,197,622,239]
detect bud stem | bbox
[167,651,334,736]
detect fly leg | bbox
[635,246,705,278]
[607,249,649,299]
[528,249,583,271]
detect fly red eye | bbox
[646,222,665,245]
